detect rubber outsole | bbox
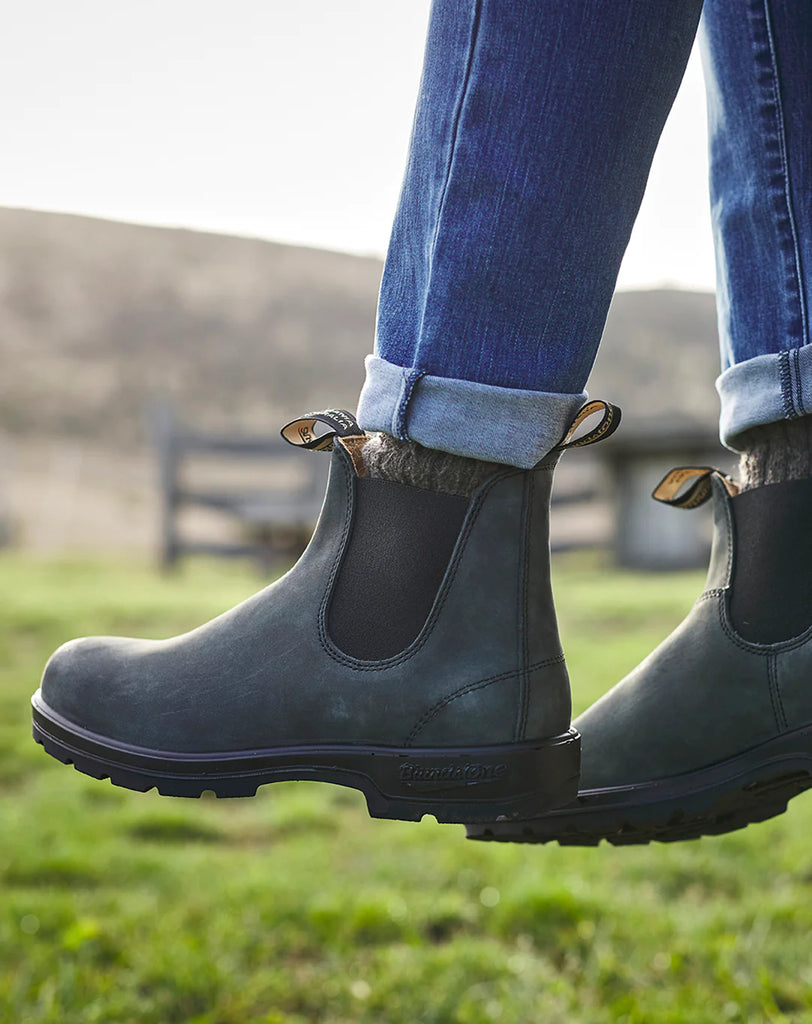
[466,724,812,844]
[31,690,580,825]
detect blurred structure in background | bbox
[1,206,731,570]
[152,402,327,570]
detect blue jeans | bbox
[356,0,812,467]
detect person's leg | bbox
[469,0,812,846]
[707,0,812,456]
[709,0,812,493]
[359,0,703,468]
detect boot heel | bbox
[360,731,581,824]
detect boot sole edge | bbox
[465,724,812,844]
[31,690,579,825]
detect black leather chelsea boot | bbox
[467,467,812,844]
[31,403,618,824]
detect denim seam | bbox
[749,0,808,362]
[405,654,565,747]
[792,348,806,417]
[778,351,794,420]
[395,367,425,441]
[762,0,809,352]
[414,0,483,349]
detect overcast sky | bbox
[2,0,716,292]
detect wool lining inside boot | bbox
[363,432,503,498]
[738,415,812,491]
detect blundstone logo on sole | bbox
[400,762,508,786]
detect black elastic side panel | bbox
[729,478,812,643]
[328,478,469,660]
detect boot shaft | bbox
[299,441,570,742]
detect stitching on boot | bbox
[767,654,788,731]
[336,435,369,477]
[317,468,516,669]
[717,597,771,654]
[515,473,533,741]
[404,654,566,746]
[318,445,356,644]
[721,487,734,588]
[699,481,734,598]
[717,593,812,652]
[519,474,533,740]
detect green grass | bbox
[1,552,810,1023]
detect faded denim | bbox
[357,0,812,467]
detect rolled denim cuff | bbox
[356,355,588,468]
[717,345,812,452]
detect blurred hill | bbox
[0,207,724,551]
[1,206,721,449]
[0,207,381,446]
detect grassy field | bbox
[1,553,810,1023]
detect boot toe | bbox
[40,636,152,743]
[573,677,666,791]
[574,703,631,791]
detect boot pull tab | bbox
[555,399,622,451]
[652,466,739,509]
[280,409,363,452]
